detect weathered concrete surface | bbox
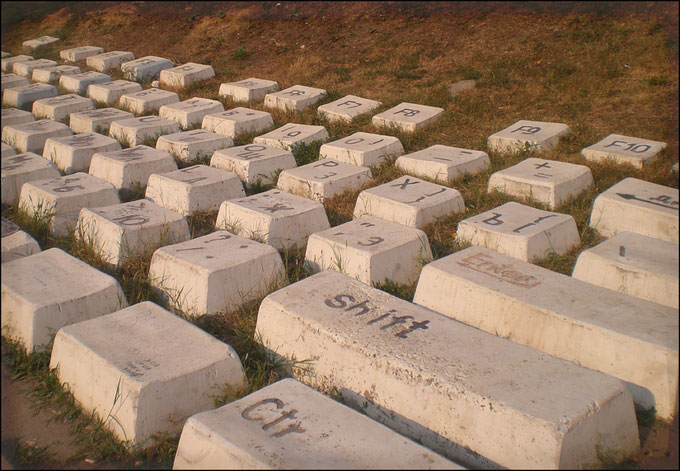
[572,231,679,309]
[487,157,593,209]
[1,247,126,352]
[173,378,460,469]
[589,177,678,243]
[456,201,580,262]
[43,132,121,174]
[145,165,245,216]
[487,120,571,154]
[1,217,40,263]
[75,199,190,266]
[149,230,285,316]
[216,189,330,250]
[86,51,134,72]
[1,152,61,204]
[2,83,58,110]
[219,78,279,102]
[88,145,177,190]
[50,301,245,445]
[255,270,641,469]
[395,145,490,184]
[414,246,679,420]
[211,144,296,187]
[581,134,667,169]
[108,116,180,147]
[277,158,371,202]
[319,132,404,168]
[19,172,120,237]
[317,94,381,123]
[372,102,444,132]
[354,175,464,228]
[32,94,95,122]
[305,215,433,285]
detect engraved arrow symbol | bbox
[616,193,679,210]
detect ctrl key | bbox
[173,378,460,470]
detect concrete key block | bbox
[149,230,285,316]
[1,55,33,73]
[1,73,30,92]
[2,119,72,154]
[59,46,104,62]
[108,115,180,147]
[75,199,190,266]
[2,83,58,110]
[277,158,372,203]
[581,134,667,169]
[372,102,444,132]
[1,247,127,352]
[159,97,224,129]
[49,301,245,445]
[317,94,382,123]
[211,144,296,187]
[1,152,60,204]
[121,56,173,81]
[159,63,215,89]
[119,87,180,115]
[31,65,81,83]
[456,201,580,262]
[155,129,232,162]
[202,107,273,138]
[19,172,120,237]
[590,177,678,243]
[413,246,679,420]
[69,107,134,134]
[216,189,330,250]
[86,51,135,72]
[32,94,95,122]
[87,80,143,105]
[173,378,460,470]
[487,157,593,209]
[12,59,58,78]
[263,85,327,112]
[319,132,404,168]
[43,132,121,174]
[59,71,112,95]
[22,36,59,50]
[1,142,17,158]
[253,123,329,151]
[1,217,40,263]
[145,165,245,216]
[572,231,679,309]
[89,145,177,190]
[305,215,432,285]
[354,176,464,228]
[255,270,641,469]
[487,120,571,154]
[219,78,279,102]
[1,108,35,131]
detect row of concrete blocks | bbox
[2,46,677,468]
[4,132,676,272]
[2,147,677,348]
[1,76,669,173]
[3,153,677,309]
[1,102,671,215]
[1,237,676,468]
[1,47,669,168]
[2,122,677,297]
